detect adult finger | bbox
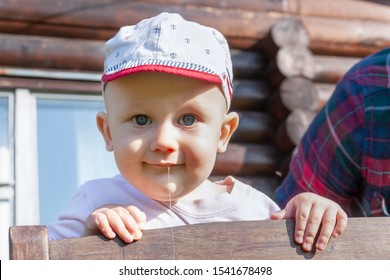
[293,203,312,245]
[333,210,348,237]
[269,209,287,220]
[314,209,337,251]
[301,206,323,251]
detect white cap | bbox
[102,12,233,109]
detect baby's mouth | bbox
[147,161,182,168]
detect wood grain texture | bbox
[10,217,390,260]
[1,0,388,56]
[9,225,49,260]
[265,46,315,89]
[213,143,281,176]
[0,34,265,78]
[49,217,390,260]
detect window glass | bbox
[36,97,118,224]
[0,96,11,184]
[0,97,8,147]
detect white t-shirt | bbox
[48,174,280,240]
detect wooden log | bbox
[11,217,390,259]
[0,1,276,52]
[274,110,316,152]
[268,78,335,121]
[213,143,281,176]
[285,110,316,146]
[0,20,260,51]
[313,55,360,83]
[141,0,298,14]
[310,41,383,58]
[231,111,274,144]
[268,78,319,121]
[257,17,310,59]
[0,0,292,40]
[265,46,315,89]
[0,75,102,93]
[230,49,266,79]
[2,0,389,28]
[0,34,104,71]
[151,0,390,23]
[0,34,265,78]
[297,0,390,23]
[1,1,388,56]
[230,80,271,111]
[303,16,390,57]
[227,37,264,51]
[0,2,276,42]
[0,19,114,42]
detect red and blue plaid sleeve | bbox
[274,48,390,217]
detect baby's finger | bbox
[126,206,147,230]
[93,212,116,239]
[116,208,143,240]
[106,209,136,243]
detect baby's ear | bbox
[96,111,113,151]
[217,112,239,153]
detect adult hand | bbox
[270,192,348,251]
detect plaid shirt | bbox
[274,48,390,217]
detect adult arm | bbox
[274,71,366,216]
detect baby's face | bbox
[98,72,236,201]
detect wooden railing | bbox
[9,217,390,260]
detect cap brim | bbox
[102,64,222,85]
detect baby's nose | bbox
[150,123,178,153]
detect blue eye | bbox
[180,114,196,126]
[133,114,151,125]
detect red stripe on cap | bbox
[102,64,222,84]
[224,74,233,100]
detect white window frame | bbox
[1,68,101,259]
[14,88,39,226]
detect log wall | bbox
[0,0,389,55]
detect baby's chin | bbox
[167,182,176,193]
[145,182,183,202]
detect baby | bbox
[48,12,347,252]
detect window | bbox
[35,94,118,224]
[0,71,120,259]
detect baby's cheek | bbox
[127,139,143,152]
[193,144,217,168]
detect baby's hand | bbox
[270,192,348,252]
[85,205,146,243]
